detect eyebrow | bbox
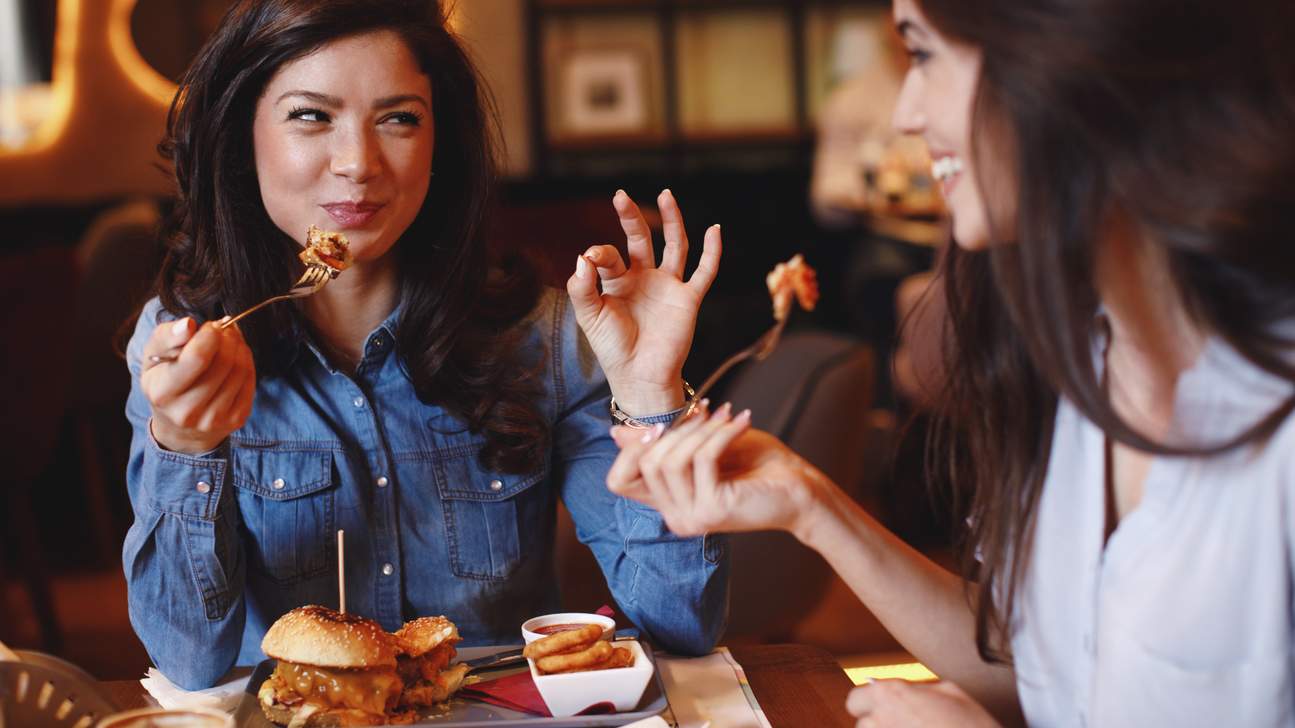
[895,19,928,41]
[275,90,430,110]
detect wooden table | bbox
[100,644,856,727]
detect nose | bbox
[330,125,383,183]
[891,72,926,135]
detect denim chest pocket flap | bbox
[230,445,336,584]
[427,442,548,580]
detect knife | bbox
[462,628,640,673]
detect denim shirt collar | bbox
[276,300,404,375]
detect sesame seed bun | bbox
[393,616,460,657]
[261,606,398,669]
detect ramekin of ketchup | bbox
[521,612,616,645]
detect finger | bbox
[169,331,240,428]
[657,189,689,278]
[606,426,658,501]
[692,406,751,506]
[200,341,252,432]
[660,403,734,526]
[687,223,723,295]
[566,254,603,329]
[142,317,196,370]
[612,189,656,270]
[846,684,874,717]
[144,321,223,405]
[584,244,629,282]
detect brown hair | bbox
[915,0,1295,660]
[155,0,547,472]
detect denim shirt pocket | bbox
[428,441,549,581]
[230,443,336,585]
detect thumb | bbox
[170,317,195,347]
[565,255,603,329]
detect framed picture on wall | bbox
[557,47,649,137]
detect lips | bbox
[321,201,384,228]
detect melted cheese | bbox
[272,663,401,716]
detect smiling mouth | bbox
[931,156,964,183]
[321,202,384,228]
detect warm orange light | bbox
[8,0,79,154]
[845,662,938,685]
[108,0,177,105]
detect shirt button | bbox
[489,479,503,491]
[196,481,211,494]
[272,478,286,490]
[353,396,365,408]
[376,476,389,488]
[372,337,383,347]
[381,563,394,576]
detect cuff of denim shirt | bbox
[139,420,229,520]
[627,405,688,426]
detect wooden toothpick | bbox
[337,529,346,614]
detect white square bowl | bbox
[527,639,655,717]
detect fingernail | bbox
[737,409,752,423]
[718,402,733,417]
[699,398,711,414]
[662,188,673,198]
[576,255,588,278]
[171,318,190,338]
[614,189,627,200]
[711,224,721,232]
[640,423,664,444]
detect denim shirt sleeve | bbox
[544,292,729,655]
[122,298,248,689]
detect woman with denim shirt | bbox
[123,0,726,689]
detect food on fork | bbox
[393,616,469,710]
[765,253,819,321]
[299,225,353,272]
[258,605,405,727]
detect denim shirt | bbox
[123,289,728,689]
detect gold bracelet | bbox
[609,381,695,429]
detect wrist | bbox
[150,418,225,455]
[787,467,843,547]
[610,382,688,419]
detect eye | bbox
[380,110,424,126]
[287,106,330,123]
[905,48,932,66]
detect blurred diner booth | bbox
[1,0,948,722]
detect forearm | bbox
[795,479,1022,724]
[124,431,248,688]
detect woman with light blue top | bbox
[123,0,726,689]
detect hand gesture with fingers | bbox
[566,189,721,417]
[139,316,256,454]
[846,679,1001,728]
[606,404,828,538]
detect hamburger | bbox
[258,606,407,727]
[393,616,470,709]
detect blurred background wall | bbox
[1,0,954,680]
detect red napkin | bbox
[460,671,614,716]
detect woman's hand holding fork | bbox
[139,316,256,454]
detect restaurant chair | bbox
[715,330,885,647]
[0,246,77,653]
[68,198,164,566]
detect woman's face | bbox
[252,30,434,264]
[891,0,997,249]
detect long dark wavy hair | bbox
[914,0,1295,661]
[155,0,547,473]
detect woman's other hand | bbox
[566,189,721,417]
[140,317,256,454]
[606,404,829,538]
[846,679,1002,728]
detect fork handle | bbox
[217,293,299,330]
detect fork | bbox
[668,315,789,429]
[147,263,337,365]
